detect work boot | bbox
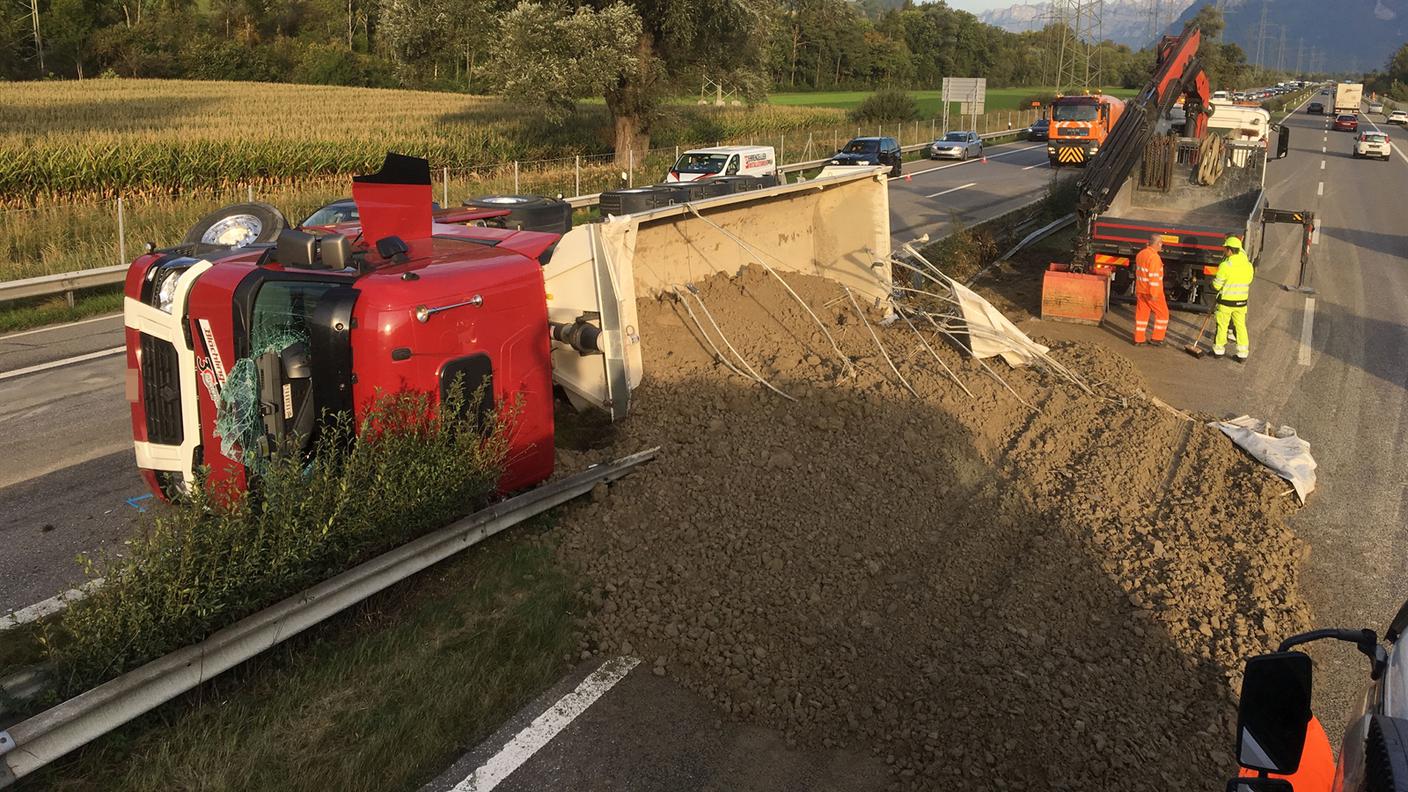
[1235,356,1248,364]
[1149,340,1165,347]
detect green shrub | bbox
[42,386,510,697]
[292,43,397,88]
[849,88,920,123]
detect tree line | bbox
[6,0,1264,162]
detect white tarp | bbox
[952,279,1051,368]
[1209,415,1317,502]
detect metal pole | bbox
[117,197,126,266]
[442,167,448,206]
[575,155,581,197]
[513,161,519,194]
[780,133,785,163]
[628,149,633,187]
[247,184,253,203]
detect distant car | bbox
[929,131,983,160]
[1333,114,1359,132]
[1369,102,1385,114]
[1026,118,1050,141]
[1353,130,1392,160]
[1390,110,1408,125]
[828,136,903,177]
[1308,101,1325,115]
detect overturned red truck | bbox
[123,154,896,500]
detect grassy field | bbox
[769,86,1140,117]
[0,79,846,203]
[25,527,585,792]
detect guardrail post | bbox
[513,161,520,194]
[575,155,581,197]
[116,196,126,267]
[442,167,449,206]
[780,133,784,162]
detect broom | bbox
[1184,311,1214,358]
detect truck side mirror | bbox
[1236,652,1313,775]
[1277,126,1291,159]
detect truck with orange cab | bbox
[1046,93,1126,166]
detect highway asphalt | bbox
[1022,99,1408,741]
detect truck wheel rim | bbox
[201,214,262,247]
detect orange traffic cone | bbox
[904,173,912,182]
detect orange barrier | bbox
[1041,263,1108,325]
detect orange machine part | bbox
[1042,263,1109,325]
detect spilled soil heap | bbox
[553,266,1309,790]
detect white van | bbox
[666,146,777,183]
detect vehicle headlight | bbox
[1047,146,1056,153]
[856,160,871,165]
[150,264,194,314]
[1089,146,1099,154]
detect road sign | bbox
[941,77,987,133]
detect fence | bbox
[0,106,1043,299]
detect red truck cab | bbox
[124,198,560,501]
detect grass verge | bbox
[769,86,1139,117]
[0,288,124,334]
[22,525,583,792]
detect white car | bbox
[1369,102,1385,114]
[1354,130,1392,160]
[1389,110,1408,125]
[928,131,983,160]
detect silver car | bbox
[929,131,983,160]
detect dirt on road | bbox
[552,265,1310,791]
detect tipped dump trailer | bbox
[1334,82,1364,116]
[123,156,893,500]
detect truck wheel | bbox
[464,195,573,234]
[183,202,287,248]
[598,186,675,216]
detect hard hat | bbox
[1223,236,1243,250]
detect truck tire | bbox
[464,195,573,234]
[662,180,733,204]
[598,186,675,216]
[183,202,287,248]
[712,174,780,194]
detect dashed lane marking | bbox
[451,657,641,792]
[0,346,123,381]
[1317,181,1324,196]
[1299,297,1316,367]
[926,182,978,199]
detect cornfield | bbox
[0,79,847,204]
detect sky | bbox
[943,0,1025,10]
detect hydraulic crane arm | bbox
[1072,24,1211,265]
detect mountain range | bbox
[976,0,1407,73]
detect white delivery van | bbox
[666,146,777,183]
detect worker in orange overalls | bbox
[1132,234,1170,346]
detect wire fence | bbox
[0,107,1044,283]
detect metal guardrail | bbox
[0,447,659,786]
[0,128,1034,307]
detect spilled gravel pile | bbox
[553,266,1310,790]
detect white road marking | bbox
[453,656,640,792]
[1321,146,1326,153]
[0,312,122,342]
[1022,161,1048,170]
[904,144,1044,177]
[1320,160,1326,169]
[0,579,105,632]
[1317,181,1324,196]
[926,182,978,199]
[1298,297,1316,367]
[1312,218,1321,244]
[0,346,123,380]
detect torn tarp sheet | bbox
[1209,415,1317,502]
[951,279,1050,368]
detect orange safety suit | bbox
[1236,715,1336,792]
[1133,245,1170,344]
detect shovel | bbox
[1185,312,1214,359]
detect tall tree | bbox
[490,0,772,162]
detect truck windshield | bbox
[251,280,341,348]
[1053,104,1099,122]
[673,153,729,175]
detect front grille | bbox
[140,333,184,445]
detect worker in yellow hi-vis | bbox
[1212,236,1254,363]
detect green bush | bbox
[849,88,920,123]
[292,43,397,88]
[42,387,510,697]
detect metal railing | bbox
[0,447,658,787]
[0,124,1035,307]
